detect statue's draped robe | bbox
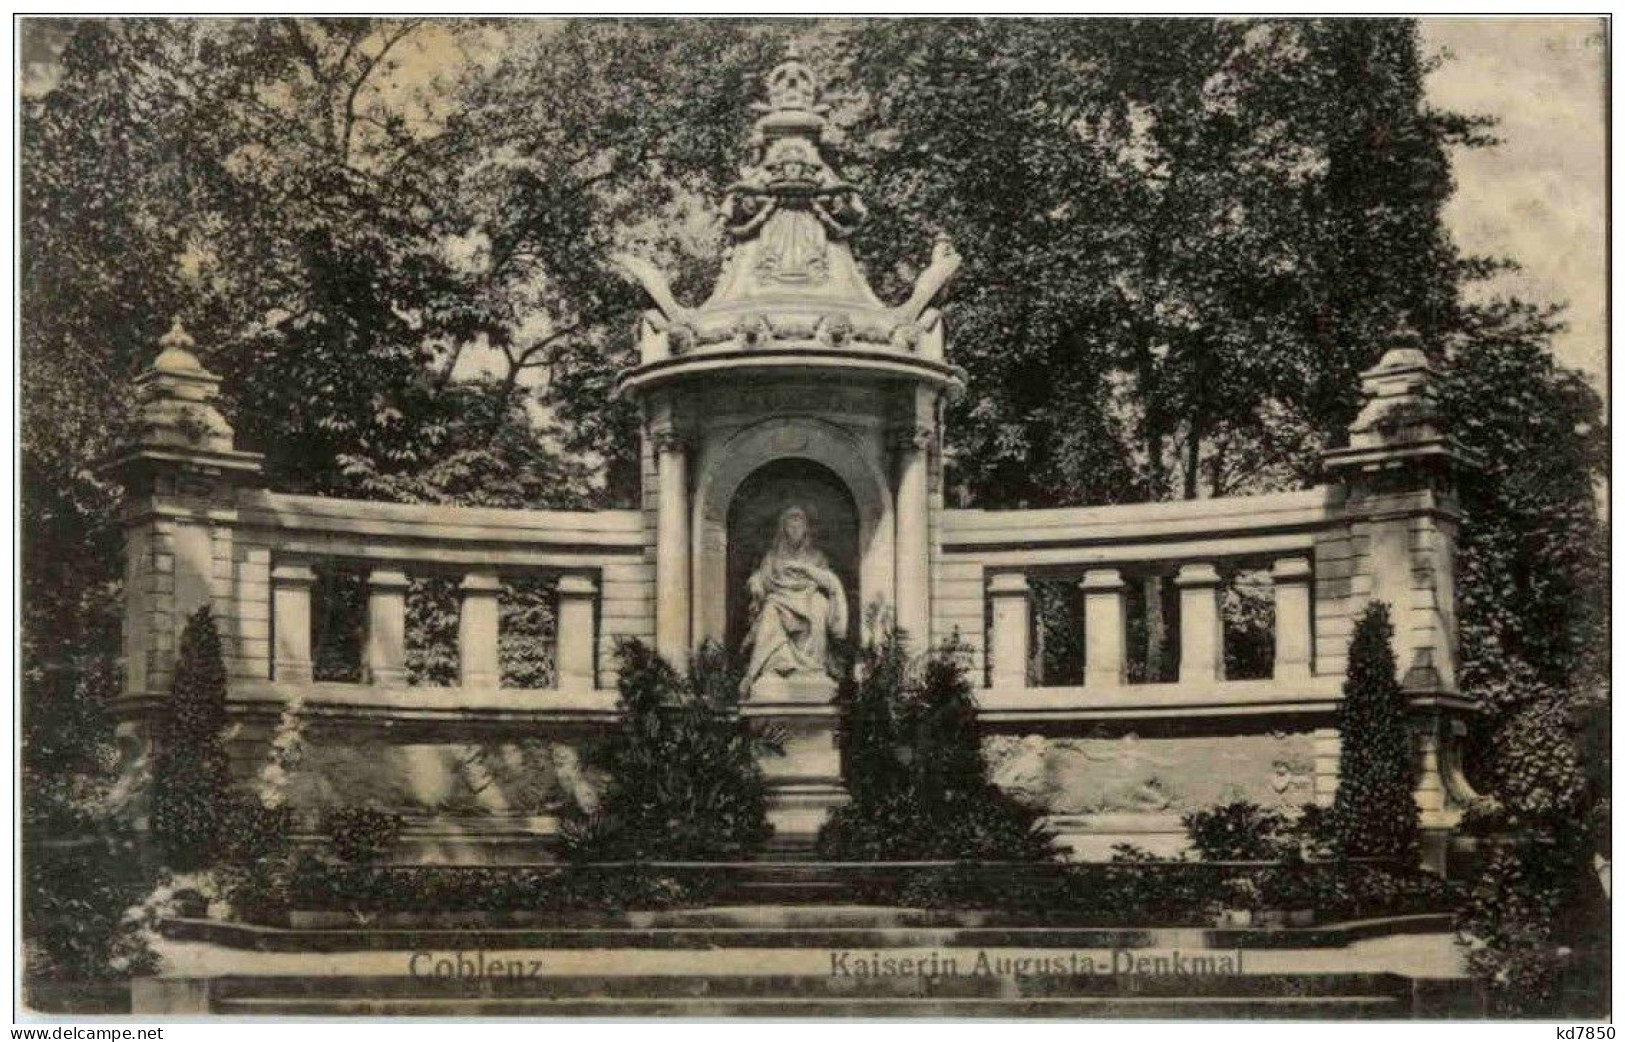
[741,547,848,693]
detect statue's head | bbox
[778,505,810,549]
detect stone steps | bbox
[161,910,1452,954]
[212,994,1407,1018]
[144,970,1473,1018]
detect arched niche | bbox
[726,459,860,653]
[692,417,894,649]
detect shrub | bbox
[1332,602,1419,862]
[1181,801,1289,860]
[320,806,404,864]
[151,606,233,871]
[22,832,158,986]
[818,626,1057,861]
[1456,837,1609,1016]
[559,639,774,860]
[883,860,1459,926]
[226,859,706,923]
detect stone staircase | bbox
[141,969,1481,1018]
[135,863,1480,1018]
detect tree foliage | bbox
[1331,602,1420,863]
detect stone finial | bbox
[1323,343,1478,479]
[134,318,236,453]
[1345,345,1441,451]
[153,317,202,372]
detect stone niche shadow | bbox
[725,457,861,655]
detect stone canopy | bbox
[613,49,963,370]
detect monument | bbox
[101,47,1476,868]
[614,50,964,844]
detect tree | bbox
[1436,303,1610,1016]
[151,607,233,871]
[836,18,1492,507]
[1331,602,1419,862]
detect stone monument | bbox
[614,49,963,846]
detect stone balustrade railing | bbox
[116,480,653,727]
[250,493,646,699]
[935,479,1467,725]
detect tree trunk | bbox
[1144,575,1166,682]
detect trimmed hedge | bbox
[229,859,708,924]
[885,859,1461,926]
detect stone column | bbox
[1323,345,1479,867]
[891,425,933,645]
[1271,556,1313,680]
[556,572,599,693]
[652,427,690,666]
[365,567,410,686]
[988,570,1030,690]
[458,571,502,689]
[271,561,316,684]
[1081,568,1126,687]
[100,321,266,848]
[1175,562,1225,684]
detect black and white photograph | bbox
[13,12,1613,1024]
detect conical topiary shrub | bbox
[1332,601,1420,862]
[151,605,232,871]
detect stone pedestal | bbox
[740,675,847,850]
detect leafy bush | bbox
[884,860,1459,926]
[208,798,298,924]
[559,638,773,860]
[818,626,1057,861]
[319,806,404,864]
[1332,602,1419,861]
[22,832,158,985]
[1181,800,1290,860]
[1456,837,1609,1016]
[227,858,705,923]
[151,606,233,870]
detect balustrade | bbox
[980,552,1319,699]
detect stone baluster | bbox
[1175,562,1225,684]
[271,561,316,684]
[458,571,502,690]
[1270,556,1314,680]
[364,567,410,686]
[1081,568,1126,687]
[651,426,690,665]
[987,571,1030,691]
[556,573,599,693]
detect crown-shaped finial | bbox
[153,316,205,374]
[763,46,821,115]
[159,316,195,352]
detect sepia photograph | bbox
[13,12,1612,1024]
